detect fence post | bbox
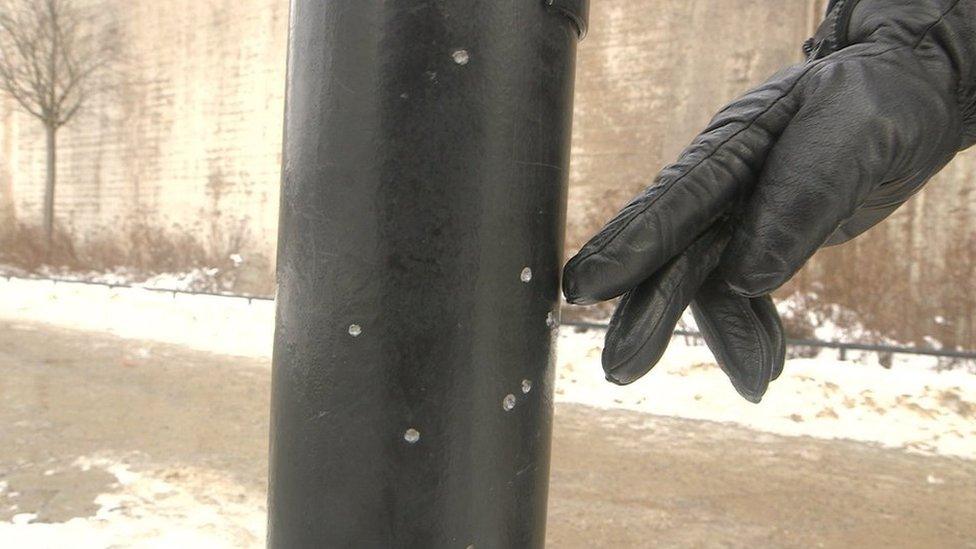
[267,1,587,546]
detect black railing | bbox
[1,273,272,303]
[4,274,976,362]
[560,321,976,361]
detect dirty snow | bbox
[0,456,265,548]
[0,278,275,357]
[557,328,976,460]
[775,290,898,344]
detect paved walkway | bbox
[1,322,974,548]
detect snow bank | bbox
[2,278,974,459]
[557,329,976,460]
[0,278,275,357]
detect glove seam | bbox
[603,288,636,363]
[731,294,771,391]
[836,0,972,142]
[906,0,974,147]
[604,273,684,377]
[909,0,963,52]
[691,302,730,367]
[693,294,770,399]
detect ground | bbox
[2,321,975,548]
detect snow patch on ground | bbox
[2,278,974,460]
[0,455,264,549]
[776,291,895,344]
[23,264,254,294]
[557,329,976,460]
[0,278,275,357]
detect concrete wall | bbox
[1,0,974,344]
[0,0,289,257]
[0,0,825,262]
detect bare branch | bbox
[0,0,119,126]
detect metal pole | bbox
[268,1,587,546]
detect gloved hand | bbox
[564,0,976,401]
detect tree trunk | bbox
[43,123,56,249]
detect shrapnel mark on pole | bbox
[452,49,470,65]
[502,394,516,411]
[404,428,421,444]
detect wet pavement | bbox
[1,321,974,548]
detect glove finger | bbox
[721,56,958,297]
[691,278,775,403]
[563,64,810,305]
[602,222,731,385]
[750,295,786,381]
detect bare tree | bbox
[0,0,119,246]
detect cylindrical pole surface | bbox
[268,1,585,546]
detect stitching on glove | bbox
[604,272,684,377]
[731,292,770,390]
[831,0,859,50]
[910,0,964,52]
[908,0,973,146]
[694,293,769,399]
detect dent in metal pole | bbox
[268,1,587,547]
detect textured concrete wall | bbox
[1,0,974,343]
[0,0,824,263]
[0,0,289,258]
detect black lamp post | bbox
[268,1,587,546]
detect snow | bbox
[1,277,975,547]
[0,456,265,548]
[1,277,974,462]
[27,263,253,294]
[0,278,275,357]
[557,328,976,459]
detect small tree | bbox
[0,0,119,246]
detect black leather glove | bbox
[564,0,976,401]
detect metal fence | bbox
[560,321,976,362]
[5,274,976,363]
